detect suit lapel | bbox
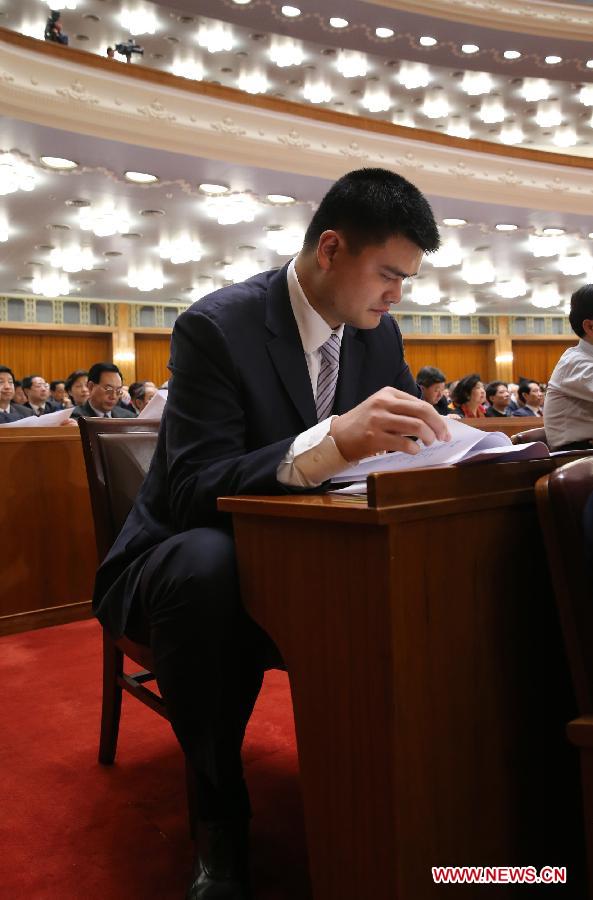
[333,326,365,415]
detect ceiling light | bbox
[496,223,518,231]
[578,84,593,107]
[500,123,524,144]
[398,62,431,90]
[495,352,514,365]
[376,27,394,39]
[461,251,495,285]
[42,0,77,7]
[204,193,260,225]
[449,296,476,315]
[422,89,449,119]
[553,126,577,148]
[124,170,158,184]
[542,227,565,236]
[31,268,70,297]
[223,256,262,282]
[479,97,506,124]
[447,120,472,139]
[442,218,466,227]
[587,61,593,69]
[171,57,204,80]
[266,194,295,204]
[40,156,78,170]
[521,78,550,103]
[393,112,415,128]
[119,8,158,36]
[159,235,203,264]
[265,226,304,256]
[426,239,462,268]
[197,22,234,53]
[128,263,164,292]
[528,234,566,257]
[461,71,492,96]
[461,44,479,54]
[269,37,304,68]
[336,50,368,79]
[558,252,591,276]
[232,0,251,4]
[0,153,38,195]
[545,55,562,65]
[238,69,269,94]
[419,36,437,47]
[79,203,130,237]
[199,183,229,195]
[49,245,95,273]
[303,78,333,104]
[329,17,348,28]
[20,21,46,40]
[189,277,216,301]
[494,277,527,298]
[535,100,562,128]
[361,86,391,113]
[503,50,521,60]
[281,5,301,16]
[531,284,561,308]
[410,280,441,305]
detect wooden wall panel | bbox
[403,340,493,383]
[512,341,577,383]
[134,333,171,386]
[0,331,112,381]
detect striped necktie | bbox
[316,332,341,422]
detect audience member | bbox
[117,384,135,414]
[0,366,34,423]
[545,284,593,450]
[512,380,544,417]
[49,380,72,409]
[506,382,519,412]
[65,370,90,407]
[71,362,136,419]
[129,381,157,414]
[450,373,487,418]
[416,366,449,415]
[485,381,511,417]
[21,375,60,416]
[13,381,27,406]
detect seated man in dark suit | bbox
[93,168,450,899]
[71,362,136,419]
[21,374,60,416]
[485,380,511,417]
[512,380,544,417]
[0,366,35,422]
[416,365,450,415]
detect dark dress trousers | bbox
[71,400,136,420]
[93,264,419,818]
[0,403,35,423]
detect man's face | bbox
[0,372,15,406]
[89,371,123,413]
[422,382,445,406]
[492,384,510,410]
[524,382,543,408]
[51,383,66,402]
[316,232,424,329]
[27,377,49,405]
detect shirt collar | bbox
[89,401,110,417]
[287,258,344,354]
[578,338,593,356]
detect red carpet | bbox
[0,620,311,899]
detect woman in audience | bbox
[450,373,487,418]
[65,370,90,407]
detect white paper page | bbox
[331,418,510,482]
[329,481,367,496]
[0,407,74,428]
[137,388,167,420]
[458,441,549,465]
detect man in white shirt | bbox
[545,285,593,451]
[93,168,450,899]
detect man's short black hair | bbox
[303,168,440,255]
[22,374,42,391]
[0,365,15,380]
[517,380,538,404]
[416,366,446,387]
[65,369,88,394]
[451,373,482,406]
[87,362,123,384]
[486,381,508,403]
[568,284,593,337]
[50,380,65,392]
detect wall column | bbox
[489,317,514,383]
[112,304,136,384]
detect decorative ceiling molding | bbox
[361,0,593,40]
[2,30,593,216]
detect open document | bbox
[330,417,549,487]
[0,407,74,428]
[138,388,167,420]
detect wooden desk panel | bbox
[0,428,96,634]
[464,416,543,436]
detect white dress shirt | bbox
[544,338,593,450]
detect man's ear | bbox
[316,230,341,271]
[583,319,593,339]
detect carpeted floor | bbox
[0,619,311,899]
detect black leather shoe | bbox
[186,819,252,900]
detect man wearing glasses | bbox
[71,362,136,419]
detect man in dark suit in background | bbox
[71,362,136,419]
[0,366,35,422]
[93,168,450,899]
[21,374,60,416]
[512,380,544,417]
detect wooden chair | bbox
[78,415,197,836]
[535,458,593,893]
[511,425,548,446]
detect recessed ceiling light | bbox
[495,223,518,231]
[281,5,301,17]
[503,50,521,60]
[125,171,159,184]
[139,208,166,216]
[587,60,593,69]
[375,27,394,39]
[461,44,479,54]
[542,227,565,236]
[329,17,349,28]
[545,55,562,65]
[266,194,295,204]
[442,217,467,227]
[40,156,78,170]
[232,0,252,4]
[419,36,437,47]
[198,183,230,195]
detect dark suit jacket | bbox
[485,406,511,418]
[71,400,136,420]
[0,403,35,423]
[94,265,419,636]
[23,400,60,416]
[511,406,543,418]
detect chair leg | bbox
[98,631,124,765]
[579,748,593,900]
[185,759,199,840]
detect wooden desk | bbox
[0,427,96,635]
[464,416,544,437]
[220,459,585,899]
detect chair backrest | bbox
[78,417,160,562]
[535,458,593,713]
[511,426,548,446]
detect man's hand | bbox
[330,387,451,462]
